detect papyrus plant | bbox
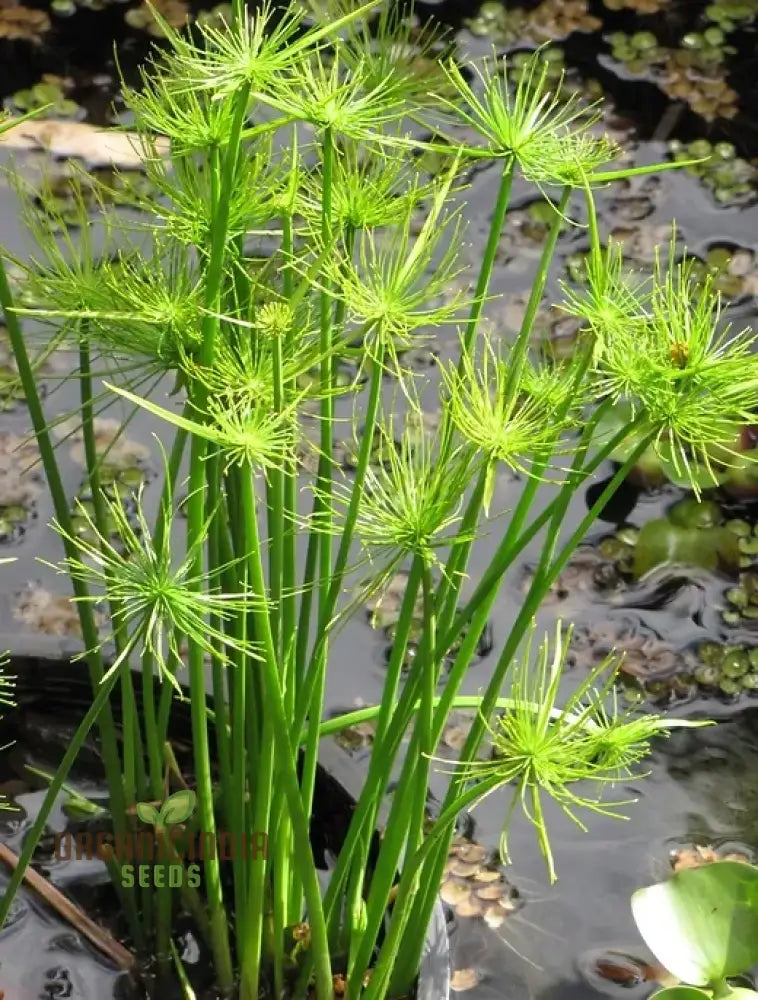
[0,3,733,999]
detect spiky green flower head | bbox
[438,52,617,186]
[559,239,652,363]
[9,173,116,351]
[177,296,332,409]
[312,160,469,357]
[434,49,618,186]
[256,301,294,339]
[12,179,203,375]
[585,237,758,491]
[338,413,477,572]
[159,0,383,101]
[443,621,680,883]
[298,138,434,231]
[310,0,452,112]
[148,0,307,100]
[123,63,240,155]
[47,450,264,691]
[136,132,287,250]
[107,377,303,475]
[258,42,418,143]
[440,335,588,510]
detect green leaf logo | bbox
[158,789,196,827]
[136,801,160,827]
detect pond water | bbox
[1,0,758,997]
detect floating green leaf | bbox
[649,988,712,1000]
[633,518,740,577]
[632,861,758,986]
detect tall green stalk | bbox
[0,256,129,845]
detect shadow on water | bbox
[1,0,758,995]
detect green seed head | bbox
[256,301,293,339]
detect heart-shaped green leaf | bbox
[633,519,740,578]
[136,801,160,826]
[159,789,196,826]
[632,861,758,986]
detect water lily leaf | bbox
[658,452,724,490]
[592,403,666,486]
[136,801,160,826]
[633,519,740,577]
[159,789,196,826]
[632,861,758,985]
[593,402,646,462]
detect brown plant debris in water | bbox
[671,844,751,872]
[529,0,601,39]
[441,836,519,927]
[13,583,104,636]
[450,968,480,992]
[56,416,151,470]
[0,2,50,41]
[570,621,686,681]
[0,119,170,169]
[0,432,41,507]
[125,0,190,35]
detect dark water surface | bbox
[1,0,758,996]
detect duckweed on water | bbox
[603,0,665,10]
[607,24,739,121]
[441,836,519,928]
[463,0,598,43]
[705,0,758,32]
[669,139,758,205]
[463,2,531,44]
[8,77,80,119]
[691,245,758,300]
[13,583,105,637]
[694,641,758,697]
[0,432,40,544]
[607,31,666,75]
[720,519,758,621]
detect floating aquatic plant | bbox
[0,5,50,41]
[705,0,758,33]
[8,76,80,119]
[125,0,190,35]
[671,139,757,205]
